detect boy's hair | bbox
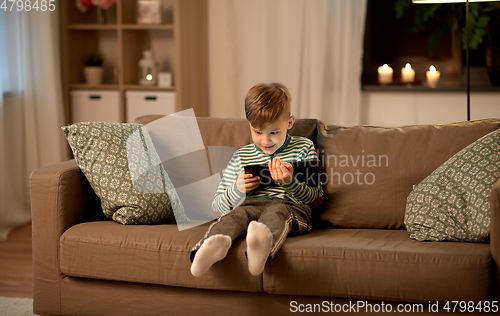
[245,83,291,129]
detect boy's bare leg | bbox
[190,234,232,277]
[246,221,273,276]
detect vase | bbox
[84,67,103,85]
[486,46,500,86]
[95,6,106,24]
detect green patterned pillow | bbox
[404,128,500,242]
[62,122,190,225]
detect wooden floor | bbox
[0,223,33,298]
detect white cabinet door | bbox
[125,91,176,123]
[71,90,120,123]
[363,92,499,126]
[363,92,418,126]
[470,94,500,120]
[416,93,466,125]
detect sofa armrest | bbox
[30,159,102,314]
[490,178,500,300]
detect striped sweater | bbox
[212,134,324,215]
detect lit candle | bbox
[401,63,415,83]
[426,65,440,88]
[378,64,393,84]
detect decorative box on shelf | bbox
[125,90,176,123]
[137,0,162,24]
[71,90,120,123]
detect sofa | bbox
[31,116,500,315]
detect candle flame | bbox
[146,74,153,81]
[429,66,436,74]
[405,63,411,71]
[382,64,389,72]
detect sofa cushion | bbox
[405,128,500,242]
[59,221,263,292]
[317,119,500,229]
[263,228,491,303]
[62,122,189,225]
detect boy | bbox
[190,83,323,277]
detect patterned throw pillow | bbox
[62,122,190,225]
[405,128,500,242]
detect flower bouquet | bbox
[76,0,116,24]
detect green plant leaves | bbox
[395,1,497,54]
[395,0,411,20]
[461,6,491,51]
[84,52,104,67]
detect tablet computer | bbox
[243,160,322,187]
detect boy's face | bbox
[249,116,295,155]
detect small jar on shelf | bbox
[137,0,162,25]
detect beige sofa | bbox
[31,116,500,315]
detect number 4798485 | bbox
[443,301,499,313]
[1,0,56,12]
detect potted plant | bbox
[83,52,104,85]
[395,0,500,85]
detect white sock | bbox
[190,234,232,277]
[246,221,273,276]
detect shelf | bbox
[71,84,120,90]
[363,67,500,92]
[68,24,174,31]
[60,0,208,131]
[362,77,500,92]
[362,84,500,92]
[121,24,174,30]
[123,85,175,91]
[68,24,119,30]
[70,84,176,91]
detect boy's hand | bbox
[236,173,261,193]
[269,157,293,185]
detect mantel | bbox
[362,84,500,92]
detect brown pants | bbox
[190,198,312,263]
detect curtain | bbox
[0,8,66,240]
[207,0,367,126]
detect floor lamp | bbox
[412,0,496,121]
